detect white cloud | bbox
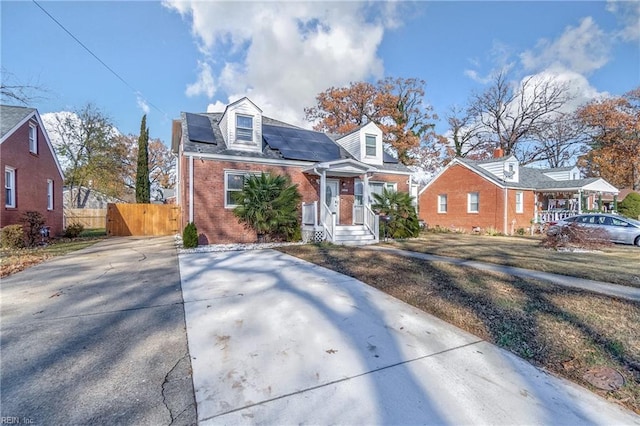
[206,101,227,113]
[607,0,640,42]
[136,92,150,115]
[163,1,400,127]
[522,67,608,113]
[185,61,216,98]
[520,17,610,75]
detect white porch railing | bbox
[302,201,317,226]
[321,202,336,242]
[537,209,578,223]
[363,205,379,243]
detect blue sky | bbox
[2,1,638,147]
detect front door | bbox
[325,179,340,222]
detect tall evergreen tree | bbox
[135,114,150,203]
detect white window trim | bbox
[224,170,261,208]
[438,194,447,213]
[235,114,254,144]
[29,123,38,154]
[47,179,54,210]
[467,192,479,213]
[5,166,16,208]
[515,191,523,214]
[368,181,396,203]
[365,134,377,157]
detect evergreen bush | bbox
[183,222,198,248]
[618,192,640,219]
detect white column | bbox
[320,170,326,215]
[363,173,370,207]
[578,189,582,214]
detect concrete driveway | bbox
[179,249,639,425]
[0,237,196,425]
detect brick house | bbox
[171,97,415,245]
[1,105,64,236]
[418,151,619,234]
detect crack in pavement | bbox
[162,352,197,426]
[201,339,484,423]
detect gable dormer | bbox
[544,166,580,181]
[219,97,263,152]
[335,121,383,166]
[479,155,519,183]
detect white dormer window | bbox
[365,134,377,157]
[508,163,514,173]
[29,123,38,154]
[236,114,253,142]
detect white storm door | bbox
[325,179,340,222]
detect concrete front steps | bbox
[333,225,377,245]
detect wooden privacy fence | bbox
[64,208,107,229]
[106,203,181,236]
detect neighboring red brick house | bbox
[171,97,415,245]
[1,105,64,236]
[418,151,619,235]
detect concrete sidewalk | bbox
[178,249,639,425]
[364,245,640,302]
[1,237,196,425]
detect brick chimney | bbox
[493,148,504,158]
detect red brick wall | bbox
[418,164,535,234]
[188,159,318,244]
[178,155,411,244]
[1,120,64,236]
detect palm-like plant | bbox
[233,173,302,242]
[371,187,420,238]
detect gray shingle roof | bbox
[1,105,35,139]
[181,112,411,173]
[458,157,600,191]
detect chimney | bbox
[493,148,504,158]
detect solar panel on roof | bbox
[186,113,216,144]
[262,124,340,162]
[383,151,399,164]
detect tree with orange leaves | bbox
[304,78,437,165]
[577,88,640,190]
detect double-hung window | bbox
[225,171,246,207]
[468,192,479,213]
[369,182,396,203]
[236,115,253,142]
[365,135,377,157]
[438,194,447,213]
[47,179,54,210]
[29,123,38,154]
[515,191,523,213]
[5,167,16,208]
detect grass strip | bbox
[278,244,640,414]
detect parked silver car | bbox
[547,213,640,246]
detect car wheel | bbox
[635,236,640,247]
